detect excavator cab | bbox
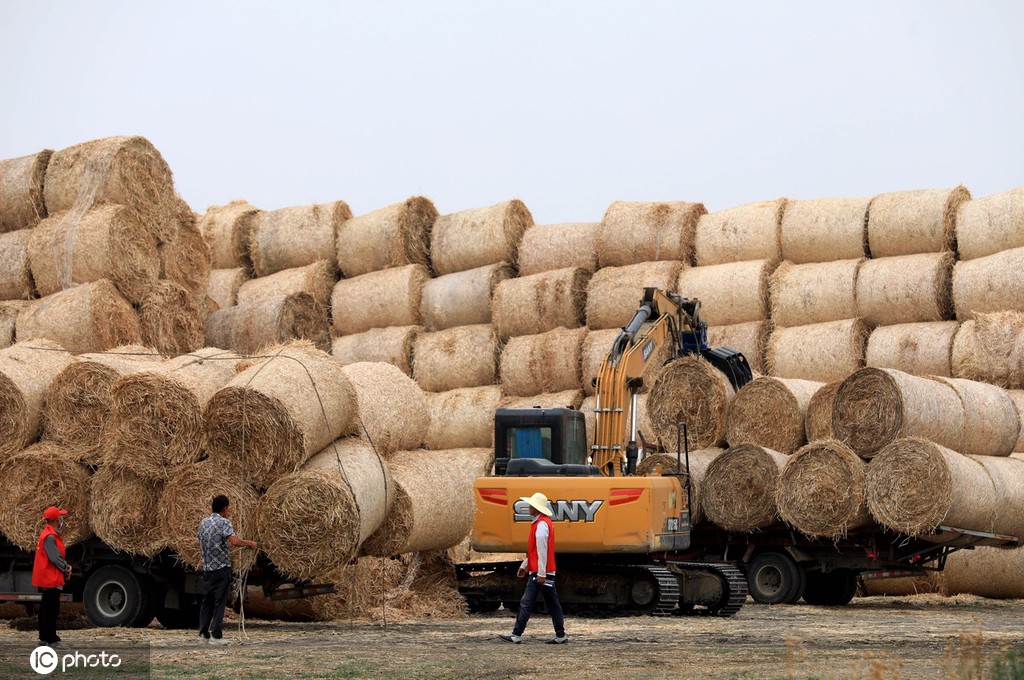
[493,407,598,476]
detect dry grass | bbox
[335,196,437,277]
[430,200,533,276]
[776,439,870,538]
[492,267,590,338]
[598,200,705,267]
[779,196,870,264]
[16,279,141,353]
[419,262,512,331]
[694,198,786,266]
[412,324,498,392]
[0,149,51,232]
[331,264,430,336]
[499,326,586,397]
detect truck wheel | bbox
[746,552,805,605]
[84,565,149,627]
[802,569,857,606]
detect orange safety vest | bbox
[526,515,556,574]
[32,524,66,589]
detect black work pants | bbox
[38,587,61,644]
[512,573,565,637]
[198,566,232,639]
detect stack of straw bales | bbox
[6,137,209,355]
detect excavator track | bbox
[665,561,748,617]
[631,565,680,615]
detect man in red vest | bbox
[32,506,71,649]
[499,492,568,644]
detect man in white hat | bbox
[499,491,568,644]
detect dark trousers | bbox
[198,567,233,639]
[512,573,565,637]
[38,588,61,644]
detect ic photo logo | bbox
[29,645,124,675]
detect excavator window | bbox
[506,426,552,460]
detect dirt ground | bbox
[2,595,1022,679]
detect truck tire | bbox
[802,569,857,606]
[746,552,805,605]
[84,565,149,627]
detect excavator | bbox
[456,288,755,616]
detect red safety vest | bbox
[526,515,556,574]
[32,524,66,589]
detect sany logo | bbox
[513,499,603,522]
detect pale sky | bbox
[2,2,1021,224]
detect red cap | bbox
[43,507,68,521]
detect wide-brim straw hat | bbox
[519,492,553,517]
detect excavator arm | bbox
[591,288,704,476]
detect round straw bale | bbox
[335,196,437,277]
[0,230,34,300]
[726,377,823,453]
[775,440,870,538]
[647,355,735,450]
[1009,391,1024,452]
[518,222,599,275]
[430,200,533,276]
[0,150,51,233]
[707,321,770,375]
[0,443,91,550]
[331,264,429,336]
[139,280,204,355]
[0,301,29,349]
[88,466,165,556]
[766,319,869,383]
[242,586,321,621]
[198,200,260,271]
[832,368,965,457]
[17,280,141,353]
[635,448,724,525]
[956,187,1024,261]
[203,342,358,489]
[865,437,1003,536]
[951,312,1024,389]
[806,381,841,441]
[976,455,1024,537]
[581,393,659,451]
[865,321,959,377]
[204,292,330,355]
[942,546,1024,599]
[341,362,429,455]
[863,573,942,597]
[424,386,501,450]
[499,327,586,397]
[361,448,494,556]
[257,439,393,579]
[412,325,497,392]
[492,267,590,338]
[702,443,788,531]
[207,268,249,310]
[585,261,685,330]
[159,200,211,306]
[856,253,954,326]
[929,377,1020,457]
[0,339,75,460]
[953,247,1024,320]
[29,204,160,304]
[597,201,705,267]
[867,186,971,258]
[694,199,786,266]
[678,259,776,326]
[106,348,241,478]
[250,201,351,277]
[769,259,862,327]
[42,345,163,462]
[332,325,421,376]
[43,136,177,242]
[498,389,584,410]
[779,196,870,264]
[158,462,258,573]
[237,259,338,311]
[420,263,513,331]
[581,327,673,397]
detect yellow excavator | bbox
[456,288,754,616]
